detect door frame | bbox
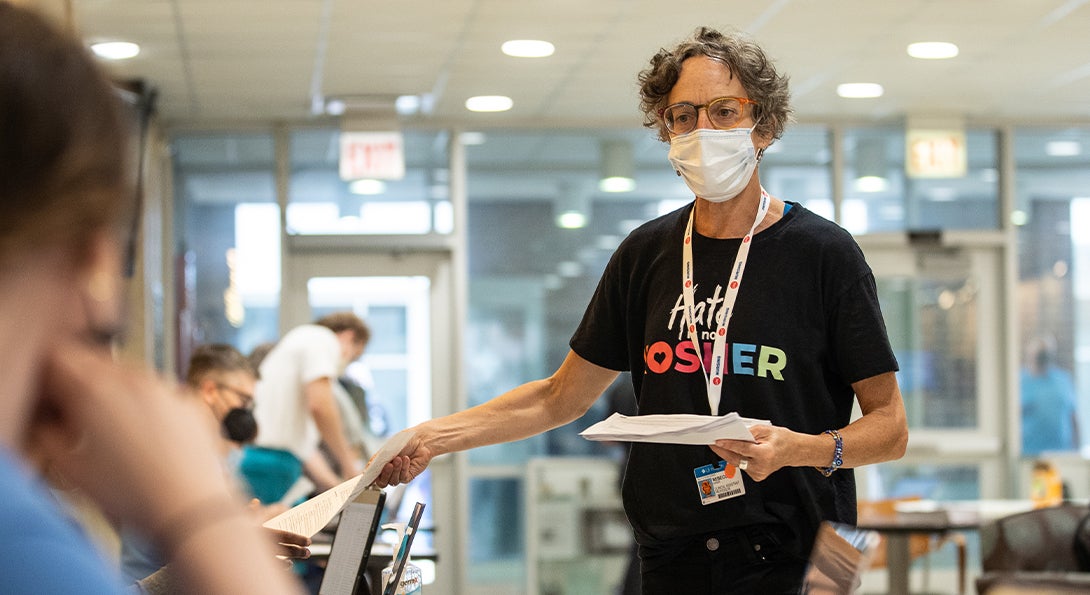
[282,239,461,592]
[857,232,1012,498]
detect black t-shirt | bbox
[570,201,898,562]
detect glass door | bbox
[857,240,1008,501]
[281,245,457,590]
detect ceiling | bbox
[59,0,1090,129]
[42,0,1090,352]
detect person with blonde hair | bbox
[0,4,304,593]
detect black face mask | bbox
[222,408,258,444]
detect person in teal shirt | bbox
[1021,335,1080,455]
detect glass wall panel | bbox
[842,127,999,234]
[870,464,981,501]
[762,125,833,219]
[877,262,979,430]
[173,132,280,363]
[287,128,451,235]
[1015,127,1090,457]
[468,478,524,579]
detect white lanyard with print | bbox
[681,189,770,416]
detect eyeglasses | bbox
[216,383,255,409]
[659,96,759,135]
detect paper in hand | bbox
[580,412,768,445]
[262,428,415,537]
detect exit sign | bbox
[339,131,405,180]
[906,129,967,178]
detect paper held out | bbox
[262,428,416,538]
[579,412,768,445]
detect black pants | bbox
[640,525,808,595]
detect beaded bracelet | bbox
[819,429,843,477]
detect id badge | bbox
[694,460,745,505]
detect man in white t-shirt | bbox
[240,312,370,503]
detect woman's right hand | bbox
[32,340,305,594]
[31,339,242,538]
[372,431,435,488]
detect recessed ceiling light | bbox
[395,94,421,115]
[854,176,889,193]
[1046,140,1082,157]
[501,39,555,58]
[837,83,884,99]
[556,211,587,229]
[598,176,636,193]
[465,95,513,112]
[324,99,346,116]
[91,40,141,60]
[907,41,959,60]
[348,179,386,195]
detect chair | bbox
[976,503,1090,595]
[858,496,968,594]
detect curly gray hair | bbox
[637,27,792,143]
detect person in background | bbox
[1021,334,1080,455]
[249,340,277,373]
[240,312,370,504]
[323,374,376,474]
[120,344,310,586]
[187,343,261,453]
[0,4,304,593]
[377,26,908,594]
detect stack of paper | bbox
[580,412,768,445]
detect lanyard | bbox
[681,189,770,416]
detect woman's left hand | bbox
[710,424,796,482]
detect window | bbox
[841,127,999,234]
[287,128,452,235]
[173,132,280,359]
[1015,127,1090,456]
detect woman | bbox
[376,27,908,593]
[0,4,304,593]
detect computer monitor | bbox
[319,489,386,595]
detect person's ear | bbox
[753,123,775,159]
[196,378,222,410]
[78,230,125,344]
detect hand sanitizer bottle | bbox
[380,522,422,594]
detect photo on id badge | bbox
[695,460,745,505]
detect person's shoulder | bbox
[784,203,853,238]
[283,324,337,342]
[779,203,863,253]
[0,448,47,508]
[0,450,125,591]
[0,453,68,534]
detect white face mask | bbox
[667,127,760,202]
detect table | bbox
[856,499,1035,595]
